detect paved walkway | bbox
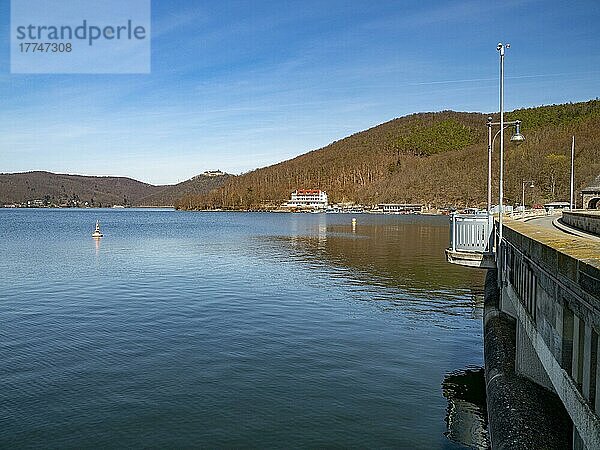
[524,213,600,242]
[524,214,560,230]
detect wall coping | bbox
[501,218,600,301]
[563,210,600,220]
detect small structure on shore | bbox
[582,174,600,209]
[376,203,424,214]
[543,201,570,212]
[92,220,103,238]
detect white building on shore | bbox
[286,190,328,209]
[377,203,424,214]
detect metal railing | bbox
[449,212,494,253]
[510,209,549,220]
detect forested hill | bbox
[0,171,230,207]
[137,173,231,207]
[176,99,600,210]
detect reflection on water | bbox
[267,214,489,447]
[267,214,485,323]
[283,215,483,289]
[442,367,489,449]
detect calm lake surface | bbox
[0,209,487,449]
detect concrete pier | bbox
[483,269,571,449]
[446,210,600,448]
[496,219,600,449]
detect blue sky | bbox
[1,0,599,185]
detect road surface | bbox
[524,213,600,241]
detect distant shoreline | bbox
[0,205,450,216]
[0,205,175,210]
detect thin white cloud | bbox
[408,70,600,86]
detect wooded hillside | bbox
[176,99,600,210]
[137,173,231,207]
[0,171,229,207]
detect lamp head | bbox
[510,120,525,145]
[510,133,525,144]
[530,182,534,188]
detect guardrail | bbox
[511,209,550,220]
[449,212,494,253]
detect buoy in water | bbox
[92,220,103,238]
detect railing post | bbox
[451,213,456,252]
[488,213,494,253]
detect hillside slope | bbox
[137,173,231,207]
[0,171,160,207]
[176,100,600,210]
[0,171,230,207]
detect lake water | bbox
[0,209,487,448]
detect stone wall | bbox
[500,219,600,449]
[582,192,600,210]
[562,211,600,237]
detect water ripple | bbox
[0,210,484,448]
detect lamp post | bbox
[570,135,575,210]
[487,117,492,212]
[522,180,534,213]
[494,43,525,252]
[499,43,506,244]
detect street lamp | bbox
[486,117,525,213]
[495,42,525,253]
[510,121,525,144]
[522,180,534,213]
